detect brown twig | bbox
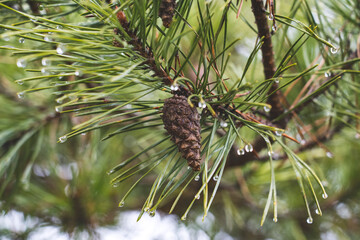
[251,0,288,128]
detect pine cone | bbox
[159,0,176,28]
[162,95,201,171]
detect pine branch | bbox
[251,0,288,128]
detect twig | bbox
[251,0,288,128]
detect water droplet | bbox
[56,25,63,30]
[75,70,83,77]
[213,175,219,181]
[275,130,283,136]
[330,47,338,54]
[170,84,179,91]
[107,169,115,175]
[273,217,278,222]
[268,151,273,157]
[194,175,200,181]
[17,59,27,68]
[181,216,186,220]
[149,211,155,217]
[324,71,331,78]
[16,80,24,85]
[275,78,280,83]
[322,193,328,199]
[56,44,67,55]
[300,139,306,145]
[306,217,313,224]
[38,4,45,11]
[237,148,245,155]
[19,37,25,43]
[55,106,63,112]
[264,105,271,112]
[268,14,274,20]
[59,135,67,143]
[315,209,320,215]
[355,133,360,139]
[144,207,150,212]
[195,194,200,199]
[41,68,49,75]
[198,102,206,108]
[41,58,51,66]
[119,201,125,207]
[44,35,52,42]
[187,166,191,170]
[245,144,253,152]
[326,152,333,158]
[220,120,228,128]
[17,91,25,98]
[81,132,87,136]
[272,24,277,32]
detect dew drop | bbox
[17,91,25,98]
[273,217,278,222]
[17,59,27,68]
[268,14,274,20]
[195,194,200,200]
[220,120,228,128]
[41,58,51,66]
[170,84,179,91]
[144,207,150,212]
[107,169,115,175]
[272,24,277,32]
[75,70,83,77]
[16,80,24,85]
[300,139,306,145]
[19,37,25,43]
[268,151,273,157]
[245,144,253,152]
[315,209,320,215]
[264,105,271,112]
[330,47,338,54]
[326,151,333,158]
[41,68,49,75]
[306,217,313,224]
[187,166,191,170]
[44,35,52,42]
[237,148,245,156]
[194,175,200,181]
[355,133,360,139]
[324,71,330,78]
[81,133,87,136]
[213,175,219,181]
[56,43,67,55]
[275,130,283,136]
[59,135,67,143]
[149,211,155,217]
[198,102,206,108]
[275,78,280,83]
[56,25,63,30]
[119,201,125,207]
[55,106,63,112]
[181,216,186,221]
[322,192,328,199]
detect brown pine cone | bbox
[161,95,201,171]
[159,0,176,28]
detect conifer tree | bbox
[0,0,359,238]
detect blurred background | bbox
[1,0,360,239]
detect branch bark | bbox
[251,0,288,128]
